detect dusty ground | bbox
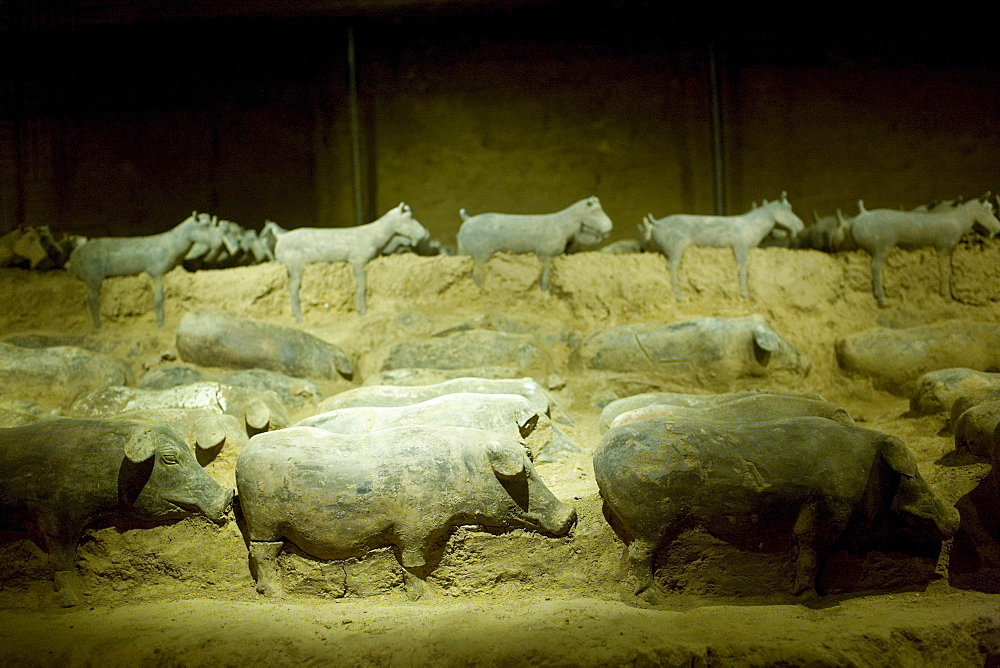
[0,241,999,666]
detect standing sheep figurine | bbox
[273,203,429,319]
[641,194,805,302]
[68,212,233,328]
[456,196,614,291]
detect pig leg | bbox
[151,274,166,327]
[286,263,304,322]
[870,248,889,307]
[37,516,83,607]
[666,245,688,303]
[351,262,367,315]
[402,569,430,601]
[86,281,103,329]
[249,540,284,596]
[397,531,435,600]
[936,247,954,301]
[539,256,552,292]
[732,244,750,298]
[627,538,661,603]
[791,501,843,596]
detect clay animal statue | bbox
[69,382,290,434]
[273,203,429,319]
[0,417,233,606]
[140,365,324,410]
[579,315,810,389]
[608,394,854,430]
[953,399,1000,459]
[176,310,354,380]
[297,392,572,461]
[836,321,1000,396]
[456,196,614,291]
[113,408,248,456]
[910,368,1000,416]
[594,416,959,601]
[949,433,1000,593]
[641,194,805,302]
[316,376,554,418]
[0,342,131,409]
[68,212,233,327]
[841,195,1000,306]
[598,389,826,432]
[237,425,576,599]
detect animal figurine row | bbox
[0,372,975,605]
[52,191,1000,326]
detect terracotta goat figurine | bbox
[69,212,231,327]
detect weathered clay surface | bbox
[608,394,853,430]
[176,310,354,380]
[141,365,323,409]
[380,329,552,376]
[0,417,232,606]
[595,416,958,600]
[598,388,826,431]
[68,382,290,433]
[237,425,576,598]
[579,315,810,389]
[837,321,1000,395]
[910,368,1000,415]
[0,342,131,409]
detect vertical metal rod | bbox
[708,35,726,216]
[347,27,364,227]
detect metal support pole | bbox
[709,35,726,216]
[347,27,364,227]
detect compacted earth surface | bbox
[0,241,998,666]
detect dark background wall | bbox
[2,2,998,243]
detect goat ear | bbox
[882,437,917,478]
[488,439,526,478]
[124,426,158,463]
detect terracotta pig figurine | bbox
[608,394,854,430]
[0,418,233,606]
[273,203,429,319]
[237,425,576,599]
[594,416,959,601]
[457,196,613,290]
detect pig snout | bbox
[895,475,960,540]
[205,487,235,524]
[539,502,577,536]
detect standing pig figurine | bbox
[594,416,959,601]
[457,196,613,290]
[0,418,233,606]
[237,425,576,599]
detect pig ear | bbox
[488,439,526,478]
[195,416,226,450]
[124,426,158,463]
[245,400,271,431]
[882,437,918,478]
[517,408,540,439]
[751,326,781,367]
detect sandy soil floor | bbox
[0,241,998,666]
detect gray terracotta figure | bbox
[457,196,613,290]
[273,203,429,319]
[841,196,1000,306]
[0,418,232,606]
[237,425,576,599]
[68,212,235,327]
[594,416,959,601]
[641,194,805,302]
[607,394,853,430]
